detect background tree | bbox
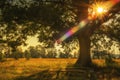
[0,52,4,61]
[24,50,31,60]
[28,46,40,58]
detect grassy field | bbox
[0,58,120,80]
[0,58,77,80]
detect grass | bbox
[0,58,120,80]
[0,58,76,80]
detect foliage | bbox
[0,0,77,45]
[91,16,120,56]
[0,1,119,44]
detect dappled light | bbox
[0,0,120,80]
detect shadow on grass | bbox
[65,64,95,80]
[14,63,120,80]
[14,67,95,80]
[65,62,120,80]
[15,69,54,80]
[15,69,67,80]
[92,64,120,80]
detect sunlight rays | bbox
[57,0,120,43]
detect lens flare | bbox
[57,19,88,43]
[89,0,120,19]
[57,0,120,43]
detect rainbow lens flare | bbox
[56,19,88,43]
[57,0,120,43]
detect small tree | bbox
[0,52,4,61]
[12,50,22,60]
[24,50,31,60]
[105,54,114,67]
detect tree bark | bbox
[75,35,92,67]
[75,23,92,67]
[73,0,92,67]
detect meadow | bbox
[0,58,120,80]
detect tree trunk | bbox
[73,0,92,67]
[75,34,92,67]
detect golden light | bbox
[88,0,120,20]
[89,1,108,19]
[97,7,104,13]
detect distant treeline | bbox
[0,47,78,61]
[0,47,120,61]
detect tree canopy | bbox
[0,0,120,66]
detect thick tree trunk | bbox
[73,0,120,67]
[73,0,92,67]
[75,35,92,67]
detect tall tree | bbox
[72,0,92,67]
[0,0,119,67]
[73,0,120,67]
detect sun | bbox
[97,7,104,13]
[89,1,108,19]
